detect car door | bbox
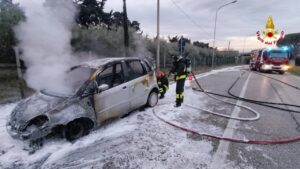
[124,60,149,110]
[94,63,130,123]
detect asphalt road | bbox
[198,67,300,169]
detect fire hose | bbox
[193,70,300,113]
[252,71,300,90]
[153,70,300,144]
[227,70,300,110]
[187,71,260,121]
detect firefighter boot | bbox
[159,94,165,99]
[174,100,181,107]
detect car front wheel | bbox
[147,91,158,107]
[64,120,86,141]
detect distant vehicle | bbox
[249,47,290,74]
[7,57,159,141]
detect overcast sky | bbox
[14,0,299,52]
[105,0,299,52]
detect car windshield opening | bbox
[66,67,94,95]
[42,66,94,97]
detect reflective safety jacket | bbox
[157,74,169,93]
[170,57,187,81]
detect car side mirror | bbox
[98,84,109,92]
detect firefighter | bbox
[156,71,169,99]
[169,55,191,107]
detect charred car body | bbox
[7,57,159,141]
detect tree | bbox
[75,0,140,32]
[277,33,300,60]
[168,36,191,44]
[168,36,178,43]
[277,33,300,47]
[76,0,109,28]
[193,41,209,48]
[130,20,140,31]
[0,0,25,63]
[182,37,191,44]
[123,0,129,53]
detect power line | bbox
[169,0,254,48]
[169,0,212,39]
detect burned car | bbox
[7,57,159,141]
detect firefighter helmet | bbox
[156,71,165,78]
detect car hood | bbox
[9,92,69,127]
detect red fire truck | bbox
[249,47,290,74]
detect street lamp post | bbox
[211,0,237,69]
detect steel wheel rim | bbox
[149,92,158,107]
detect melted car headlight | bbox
[28,115,49,128]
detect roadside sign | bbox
[178,36,185,55]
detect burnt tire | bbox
[147,90,158,107]
[279,71,285,75]
[64,120,87,141]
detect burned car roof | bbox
[75,57,141,69]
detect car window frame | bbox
[96,64,114,88]
[96,61,126,89]
[141,60,150,72]
[124,60,147,81]
[112,62,125,87]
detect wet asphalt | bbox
[198,67,300,169]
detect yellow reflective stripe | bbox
[176,75,187,80]
[180,93,184,98]
[164,85,169,90]
[159,88,164,93]
[184,66,187,72]
[176,94,180,99]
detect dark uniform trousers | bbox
[171,57,188,106]
[158,76,169,97]
[175,76,186,104]
[159,83,168,96]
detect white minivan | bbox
[7,57,159,141]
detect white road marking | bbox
[209,72,252,169]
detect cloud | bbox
[105,0,299,51]
[14,0,298,51]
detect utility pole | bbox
[14,47,25,99]
[227,41,231,57]
[156,0,160,70]
[228,41,231,51]
[123,0,129,57]
[242,38,246,54]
